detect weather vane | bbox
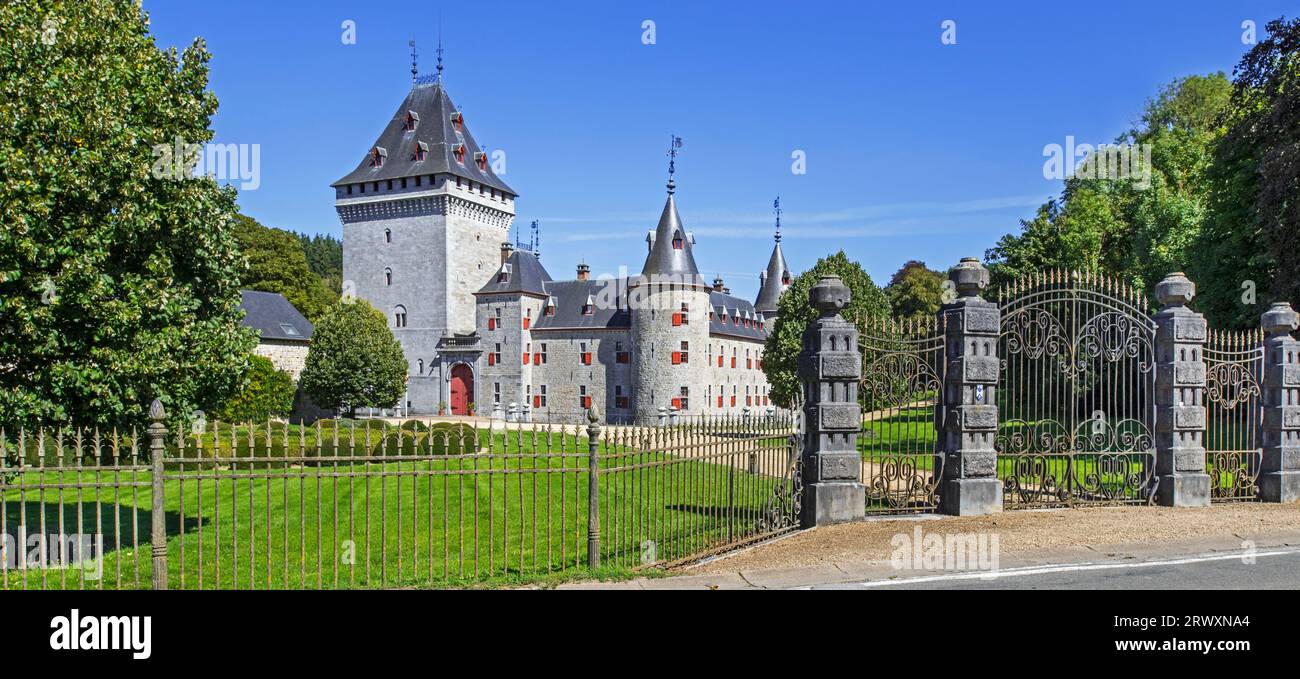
[666,135,683,192]
[409,40,418,85]
[773,196,782,243]
[436,12,445,83]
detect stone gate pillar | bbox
[1153,273,1211,506]
[1260,302,1300,503]
[797,275,865,527]
[938,258,1002,515]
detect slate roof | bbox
[531,279,632,331]
[708,291,767,340]
[476,249,552,296]
[332,82,515,195]
[754,238,790,315]
[238,290,313,343]
[638,190,709,288]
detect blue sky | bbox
[145,1,1289,302]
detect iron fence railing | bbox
[1,405,799,589]
[1204,328,1264,502]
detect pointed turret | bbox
[640,190,708,287]
[755,198,791,324]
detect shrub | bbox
[217,355,296,423]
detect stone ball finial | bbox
[809,275,850,315]
[1156,272,1195,307]
[949,257,989,298]
[1262,302,1299,337]
[149,398,166,422]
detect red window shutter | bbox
[487,354,496,366]
[534,354,542,365]
[523,318,530,329]
[747,359,752,369]
[731,396,737,407]
[534,395,542,408]
[582,396,592,408]
[671,398,681,409]
[717,396,723,407]
[523,353,529,365]
[671,313,681,326]
[488,318,496,330]
[671,352,681,365]
[717,356,723,367]
[731,358,736,368]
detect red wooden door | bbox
[450,364,473,416]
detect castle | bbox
[333,73,791,422]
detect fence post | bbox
[1153,273,1211,506]
[938,258,1003,515]
[585,408,602,568]
[797,275,865,526]
[1260,302,1300,503]
[147,399,168,590]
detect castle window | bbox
[615,341,629,364]
[347,185,353,195]
[451,110,464,132]
[534,384,547,409]
[672,231,684,250]
[452,143,466,165]
[359,183,365,194]
[414,141,428,162]
[524,342,531,365]
[401,178,407,189]
[582,294,595,316]
[385,228,391,243]
[490,342,501,366]
[671,341,689,365]
[404,110,419,131]
[523,308,531,329]
[386,180,393,191]
[456,176,462,188]
[384,268,392,286]
[544,296,556,317]
[393,305,407,328]
[494,382,501,404]
[498,263,511,283]
[537,343,547,364]
[579,385,591,410]
[370,147,387,168]
[672,386,689,410]
[731,348,737,369]
[615,385,629,409]
[782,271,791,285]
[417,359,424,374]
[415,175,422,187]
[474,151,488,172]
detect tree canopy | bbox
[885,260,947,325]
[762,251,890,409]
[0,0,255,428]
[217,355,295,423]
[299,300,407,415]
[233,215,337,321]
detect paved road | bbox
[810,548,1300,590]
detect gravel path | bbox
[685,504,1300,574]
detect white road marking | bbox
[797,547,1300,589]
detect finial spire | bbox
[773,195,782,243]
[436,14,445,83]
[666,135,682,194]
[409,40,419,86]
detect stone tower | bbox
[629,177,712,423]
[754,230,790,331]
[333,79,516,413]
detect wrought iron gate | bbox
[995,271,1157,508]
[858,316,946,513]
[1204,329,1263,501]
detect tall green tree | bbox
[986,73,1231,301]
[763,251,890,409]
[300,300,407,416]
[233,215,337,321]
[0,0,255,427]
[1192,17,1300,328]
[885,260,946,324]
[298,232,343,295]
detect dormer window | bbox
[672,230,684,250]
[404,111,419,131]
[781,270,792,285]
[414,141,428,162]
[450,111,464,131]
[474,151,488,172]
[544,296,556,317]
[582,294,595,316]
[498,263,512,283]
[452,143,466,165]
[369,146,388,168]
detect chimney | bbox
[713,276,725,293]
[500,242,514,264]
[577,262,591,281]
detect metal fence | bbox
[0,406,799,589]
[1204,328,1264,502]
[858,315,946,513]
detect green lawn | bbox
[2,427,798,589]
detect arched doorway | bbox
[449,363,474,416]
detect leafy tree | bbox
[298,232,343,295]
[1192,17,1300,328]
[217,355,295,422]
[233,215,337,321]
[0,0,255,428]
[300,300,407,416]
[986,73,1231,302]
[763,251,890,409]
[885,260,947,324]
